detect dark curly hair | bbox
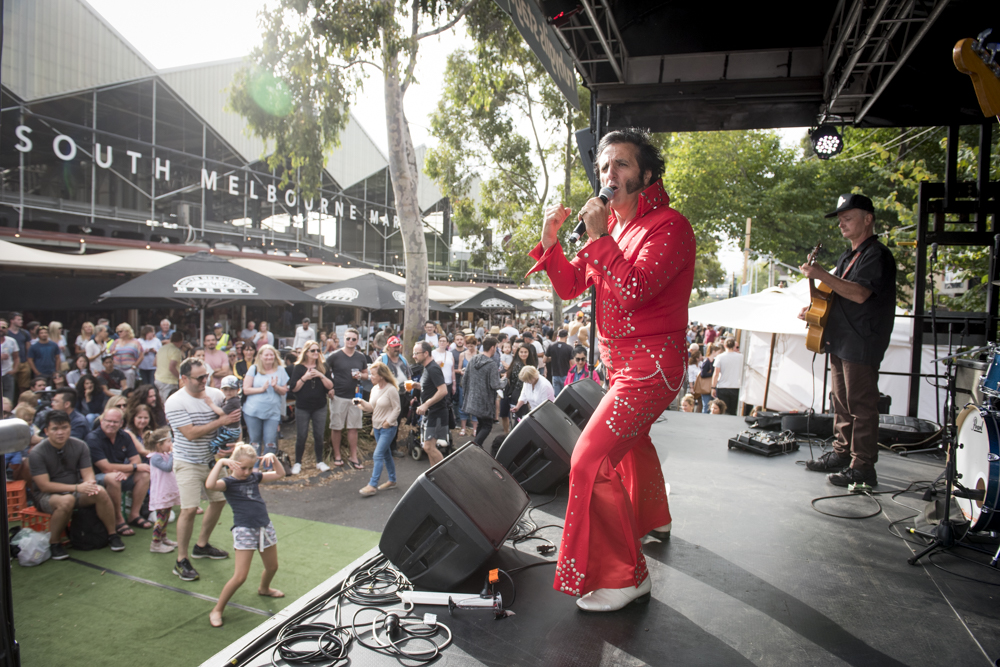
[595,127,665,184]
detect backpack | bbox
[700,358,715,379]
[70,505,109,551]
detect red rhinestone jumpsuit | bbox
[527,179,695,596]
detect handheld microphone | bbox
[568,185,616,244]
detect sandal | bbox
[129,516,153,530]
[349,460,364,470]
[333,459,344,467]
[115,522,135,537]
[209,611,224,628]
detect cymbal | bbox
[931,344,991,364]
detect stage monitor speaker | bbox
[378,443,529,591]
[554,378,605,429]
[495,401,581,493]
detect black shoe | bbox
[50,543,69,560]
[828,466,878,488]
[805,450,851,472]
[191,543,229,560]
[107,534,125,552]
[173,558,199,581]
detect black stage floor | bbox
[206,412,1000,666]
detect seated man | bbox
[96,355,126,397]
[50,388,89,440]
[29,411,124,559]
[85,407,152,535]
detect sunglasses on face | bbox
[346,337,357,341]
[189,373,210,382]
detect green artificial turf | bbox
[10,505,379,667]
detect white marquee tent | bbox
[689,280,954,423]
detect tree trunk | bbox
[384,57,429,354]
[551,117,575,327]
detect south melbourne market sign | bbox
[11,125,401,230]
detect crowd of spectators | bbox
[0,307,616,561]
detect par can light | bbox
[810,125,844,159]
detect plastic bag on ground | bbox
[17,531,51,567]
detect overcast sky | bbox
[86,0,806,277]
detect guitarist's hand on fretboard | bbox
[799,260,830,283]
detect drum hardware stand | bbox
[908,362,963,565]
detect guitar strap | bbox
[838,235,876,281]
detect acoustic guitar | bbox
[954,29,1000,121]
[804,242,832,354]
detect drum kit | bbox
[909,344,1000,567]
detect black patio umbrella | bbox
[451,287,529,328]
[97,251,319,340]
[305,273,453,343]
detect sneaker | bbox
[392,449,405,459]
[291,463,302,475]
[173,558,199,581]
[50,543,69,560]
[316,462,330,473]
[828,466,878,488]
[162,537,178,547]
[191,543,229,560]
[377,480,397,491]
[150,540,176,554]
[805,450,851,473]
[108,534,125,552]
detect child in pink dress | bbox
[146,427,180,553]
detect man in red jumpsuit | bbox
[527,128,694,612]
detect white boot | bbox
[576,576,652,612]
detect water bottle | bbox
[355,384,362,402]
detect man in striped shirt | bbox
[164,358,241,581]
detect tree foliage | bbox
[230,0,476,352]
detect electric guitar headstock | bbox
[807,242,823,267]
[954,29,1000,119]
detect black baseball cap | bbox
[825,193,875,218]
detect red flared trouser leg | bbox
[554,365,679,597]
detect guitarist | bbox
[797,194,897,488]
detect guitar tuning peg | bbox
[976,28,992,46]
[985,43,1000,66]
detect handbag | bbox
[693,374,712,395]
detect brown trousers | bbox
[830,354,880,470]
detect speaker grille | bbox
[428,444,529,547]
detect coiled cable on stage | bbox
[351,606,453,662]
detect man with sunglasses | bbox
[326,328,369,469]
[164,358,242,581]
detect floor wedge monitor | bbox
[378,443,529,590]
[495,401,581,493]
[554,378,605,429]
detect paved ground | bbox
[261,418,507,533]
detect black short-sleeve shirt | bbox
[290,364,333,410]
[419,362,448,417]
[326,350,369,399]
[28,437,91,486]
[85,427,139,468]
[823,235,897,367]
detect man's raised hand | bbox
[542,204,572,250]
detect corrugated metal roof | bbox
[2,0,157,102]
[159,59,269,167]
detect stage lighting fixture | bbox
[810,125,843,159]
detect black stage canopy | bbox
[543,0,995,131]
